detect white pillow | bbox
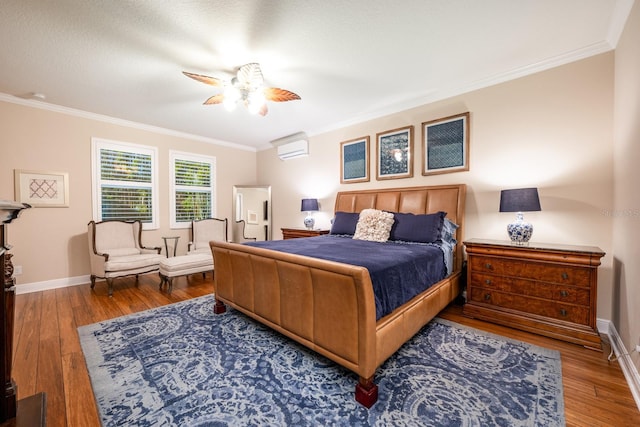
[353,209,395,242]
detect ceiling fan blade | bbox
[203,94,225,105]
[183,71,223,87]
[263,87,301,102]
[237,63,264,87]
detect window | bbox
[170,151,216,228]
[91,138,159,229]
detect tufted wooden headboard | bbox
[334,184,467,271]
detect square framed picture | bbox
[376,126,414,180]
[422,112,470,176]
[14,169,69,207]
[247,210,258,224]
[340,136,370,183]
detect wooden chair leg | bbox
[90,275,96,289]
[106,278,115,297]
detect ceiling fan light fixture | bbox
[184,63,300,116]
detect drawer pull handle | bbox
[560,309,568,317]
[484,279,492,285]
[561,272,569,280]
[484,263,492,270]
[560,290,568,297]
[484,293,491,301]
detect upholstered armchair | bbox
[232,220,257,243]
[188,217,228,255]
[87,220,163,296]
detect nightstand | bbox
[463,238,605,350]
[281,228,330,239]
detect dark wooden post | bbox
[0,201,30,423]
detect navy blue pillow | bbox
[390,211,446,243]
[330,211,360,235]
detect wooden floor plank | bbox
[35,291,66,427]
[12,292,42,399]
[55,288,82,356]
[61,352,100,427]
[7,275,639,426]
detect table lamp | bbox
[499,188,541,245]
[301,198,319,229]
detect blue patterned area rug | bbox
[78,295,565,426]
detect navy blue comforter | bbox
[245,235,446,320]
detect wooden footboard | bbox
[211,241,378,378]
[211,240,462,407]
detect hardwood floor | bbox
[7,274,640,426]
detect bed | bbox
[210,184,466,407]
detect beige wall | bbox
[258,53,616,320]
[613,1,640,369]
[0,100,257,287]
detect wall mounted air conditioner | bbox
[277,139,308,160]
[271,132,309,160]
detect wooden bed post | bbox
[213,298,226,314]
[355,376,378,408]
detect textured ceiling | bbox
[0,0,634,150]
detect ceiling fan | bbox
[183,63,300,116]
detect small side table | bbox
[281,228,330,240]
[162,236,180,258]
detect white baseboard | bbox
[14,275,91,294]
[598,318,640,411]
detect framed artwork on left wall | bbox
[14,169,69,207]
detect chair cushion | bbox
[160,254,213,274]
[104,253,164,272]
[187,247,212,256]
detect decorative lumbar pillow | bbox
[389,211,446,243]
[330,211,360,235]
[353,209,395,242]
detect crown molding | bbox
[308,40,614,139]
[0,93,255,152]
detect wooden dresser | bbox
[463,238,605,350]
[281,228,329,239]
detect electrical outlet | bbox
[14,265,22,276]
[636,344,640,353]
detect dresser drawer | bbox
[468,288,590,325]
[470,272,591,305]
[468,256,591,287]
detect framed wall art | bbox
[14,169,69,207]
[422,112,470,176]
[376,125,414,180]
[340,136,370,184]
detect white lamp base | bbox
[304,214,315,230]
[507,212,533,245]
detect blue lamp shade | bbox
[301,198,319,212]
[499,188,541,245]
[301,198,319,229]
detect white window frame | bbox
[169,150,217,229]
[91,138,159,230]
